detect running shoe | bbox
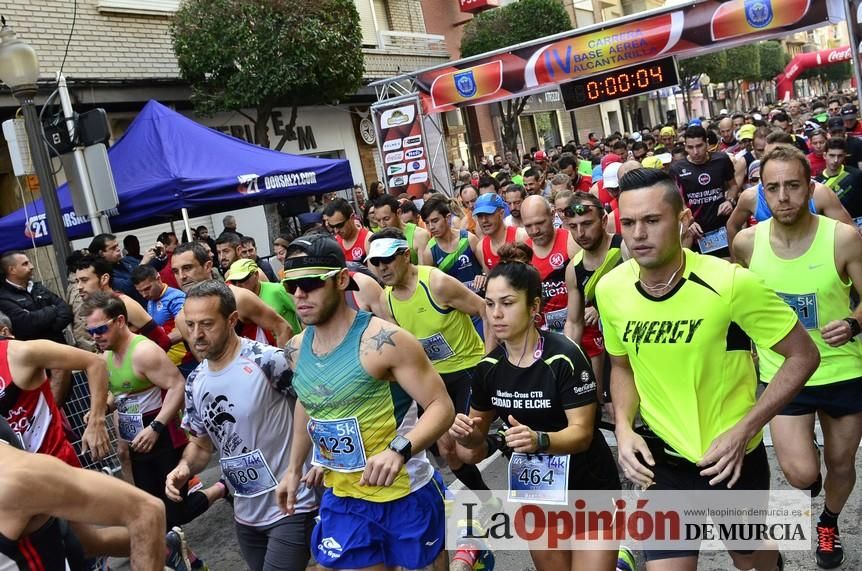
[617,545,636,571]
[165,527,191,571]
[454,519,494,571]
[815,523,845,568]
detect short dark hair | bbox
[196,225,209,233]
[753,126,772,141]
[215,233,241,248]
[130,264,159,285]
[240,236,256,248]
[618,168,684,214]
[631,141,647,153]
[765,130,794,146]
[323,197,354,219]
[88,233,116,256]
[523,167,541,180]
[477,176,498,191]
[185,280,237,319]
[570,190,603,212]
[420,195,451,220]
[373,194,400,213]
[0,251,25,275]
[558,154,577,172]
[369,227,407,243]
[81,291,128,321]
[173,241,210,266]
[825,138,847,153]
[684,125,707,142]
[504,184,527,199]
[761,145,811,182]
[732,113,745,121]
[157,231,177,245]
[771,112,790,123]
[487,242,541,306]
[74,255,114,282]
[399,200,419,216]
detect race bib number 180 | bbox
[508,453,570,505]
[308,417,367,473]
[219,449,278,498]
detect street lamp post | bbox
[0,20,70,286]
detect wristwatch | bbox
[844,317,862,338]
[536,431,551,453]
[388,435,412,463]
[149,420,166,435]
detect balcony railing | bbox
[372,31,449,56]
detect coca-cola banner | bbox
[776,46,852,100]
[416,0,833,113]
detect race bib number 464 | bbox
[508,453,570,505]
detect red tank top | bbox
[526,228,571,332]
[0,340,79,467]
[237,321,277,346]
[481,226,518,270]
[338,227,369,262]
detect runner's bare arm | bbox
[700,321,818,486]
[430,269,497,349]
[563,263,584,343]
[233,285,294,346]
[414,227,431,257]
[0,446,165,569]
[133,341,186,426]
[13,340,110,460]
[725,187,756,255]
[822,223,862,347]
[813,182,853,225]
[450,407,496,464]
[733,154,747,189]
[276,399,314,515]
[729,226,756,267]
[166,433,214,502]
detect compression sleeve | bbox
[138,319,172,351]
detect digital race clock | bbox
[559,57,680,110]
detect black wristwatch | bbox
[845,317,862,338]
[149,420,166,435]
[388,435,412,463]
[536,431,551,453]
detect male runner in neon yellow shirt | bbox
[596,167,819,569]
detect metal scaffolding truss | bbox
[371,76,420,102]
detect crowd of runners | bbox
[2,91,862,571]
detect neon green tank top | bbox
[750,216,862,386]
[404,222,418,264]
[106,335,152,395]
[386,265,485,374]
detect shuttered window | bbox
[98,0,179,15]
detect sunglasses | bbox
[327,220,348,230]
[282,269,340,295]
[562,204,596,218]
[86,318,115,336]
[368,250,406,267]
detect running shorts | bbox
[311,472,447,569]
[580,324,605,358]
[763,377,862,418]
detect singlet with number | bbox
[428,230,482,291]
[183,338,315,526]
[293,311,433,502]
[386,266,484,374]
[0,340,79,467]
[749,216,862,386]
[481,226,518,271]
[337,227,370,263]
[526,228,571,332]
[597,249,797,463]
[105,335,166,442]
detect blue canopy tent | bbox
[0,100,353,249]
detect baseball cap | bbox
[641,156,663,169]
[842,103,858,117]
[297,212,324,232]
[748,160,761,181]
[719,108,729,116]
[367,237,410,262]
[659,126,675,137]
[737,124,756,141]
[603,162,622,188]
[225,259,258,282]
[657,152,673,164]
[601,153,622,170]
[534,150,547,161]
[688,118,702,127]
[827,116,846,131]
[282,234,359,290]
[631,132,643,142]
[472,192,506,215]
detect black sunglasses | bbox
[368,250,405,267]
[282,269,339,295]
[562,204,596,218]
[327,220,348,230]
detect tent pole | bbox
[181,208,193,243]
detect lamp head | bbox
[0,21,39,98]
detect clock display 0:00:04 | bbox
[585,66,665,99]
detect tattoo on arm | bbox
[284,342,298,367]
[369,328,397,352]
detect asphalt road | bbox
[110,426,860,571]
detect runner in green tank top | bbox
[733,145,862,569]
[83,292,223,544]
[368,227,494,495]
[598,168,817,569]
[372,195,431,265]
[276,234,453,571]
[225,258,302,334]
